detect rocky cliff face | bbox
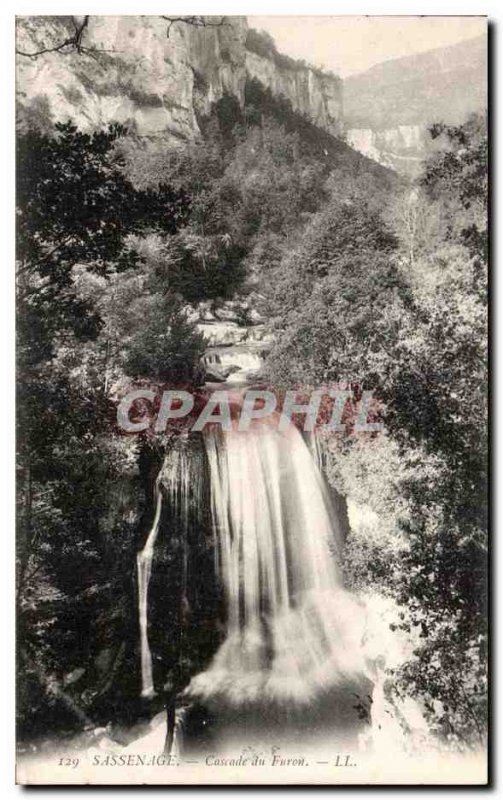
[16,16,343,140]
[245,50,343,137]
[345,125,426,176]
[344,34,486,175]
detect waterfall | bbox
[137,416,369,732]
[133,401,429,752]
[203,346,264,373]
[187,423,368,707]
[306,429,325,474]
[137,477,163,698]
[137,440,203,698]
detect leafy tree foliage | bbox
[264,113,487,747]
[18,121,188,276]
[17,91,346,736]
[119,101,338,306]
[16,123,202,735]
[264,196,407,387]
[16,66,487,752]
[17,121,190,361]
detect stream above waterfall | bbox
[202,342,271,385]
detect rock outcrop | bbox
[245,50,342,137]
[345,125,426,176]
[343,33,486,175]
[16,16,343,141]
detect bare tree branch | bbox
[161,15,228,39]
[16,16,116,61]
[16,15,225,60]
[16,16,90,58]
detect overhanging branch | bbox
[16,16,114,62]
[161,15,228,38]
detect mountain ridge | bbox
[343,32,486,175]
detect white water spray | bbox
[204,346,264,373]
[137,478,163,698]
[187,424,368,706]
[136,422,430,751]
[137,442,202,698]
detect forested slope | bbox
[16,34,486,753]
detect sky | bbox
[248,16,486,77]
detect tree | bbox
[17,123,188,287]
[263,114,487,746]
[16,121,200,735]
[263,194,405,387]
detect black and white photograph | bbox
[14,10,488,785]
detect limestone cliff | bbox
[245,50,342,137]
[16,16,343,141]
[344,34,486,176]
[345,125,426,177]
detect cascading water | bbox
[203,346,264,374]
[134,409,438,757]
[137,441,203,698]
[186,423,368,709]
[137,476,163,698]
[136,349,377,750]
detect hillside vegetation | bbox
[17,51,487,753]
